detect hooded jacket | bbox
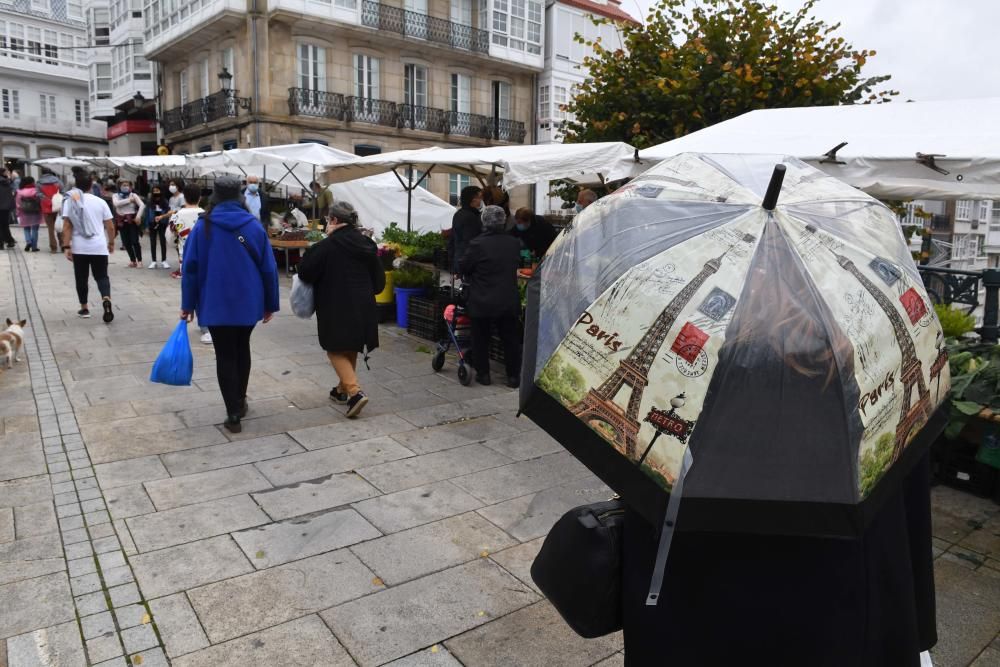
[15,186,43,227]
[181,201,280,326]
[0,176,14,210]
[297,225,385,353]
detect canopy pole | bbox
[406,168,413,233]
[761,164,787,211]
[312,164,317,219]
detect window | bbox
[222,139,237,150]
[66,0,84,19]
[450,73,470,114]
[538,85,549,120]
[75,99,89,126]
[297,43,326,91]
[493,80,511,120]
[1,89,19,119]
[449,174,471,206]
[978,200,991,222]
[39,94,56,122]
[9,23,24,60]
[956,200,973,221]
[179,68,188,105]
[31,0,48,12]
[353,54,379,101]
[27,26,42,62]
[404,167,426,185]
[492,0,542,54]
[404,64,427,108]
[355,144,381,156]
[90,62,111,100]
[993,201,1000,226]
[553,85,567,119]
[90,8,110,46]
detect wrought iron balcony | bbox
[918,265,1000,342]
[162,89,252,135]
[287,88,526,143]
[361,0,489,54]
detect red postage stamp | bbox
[671,322,708,363]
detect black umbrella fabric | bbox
[520,153,949,538]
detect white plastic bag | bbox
[290,275,315,319]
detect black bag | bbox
[20,192,41,214]
[530,498,625,638]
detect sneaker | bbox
[5,242,15,249]
[224,415,242,433]
[329,387,349,404]
[170,270,182,279]
[506,376,520,389]
[148,261,158,269]
[345,391,369,418]
[30,247,40,252]
[160,261,170,269]
[102,300,114,323]
[24,244,30,252]
[77,308,91,318]
[200,331,213,344]
[475,373,492,386]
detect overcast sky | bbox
[625,0,998,102]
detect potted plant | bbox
[392,266,435,328]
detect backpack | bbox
[20,192,41,214]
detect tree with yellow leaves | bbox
[565,0,896,148]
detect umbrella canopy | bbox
[328,172,455,237]
[520,153,950,537]
[639,99,1000,200]
[322,142,640,188]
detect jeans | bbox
[23,225,39,249]
[120,220,142,263]
[0,209,14,245]
[208,325,254,417]
[72,254,111,305]
[470,315,522,379]
[149,223,167,262]
[327,351,360,396]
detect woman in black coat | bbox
[297,201,385,418]
[447,185,483,273]
[459,205,522,388]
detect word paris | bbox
[576,312,623,352]
[858,370,896,417]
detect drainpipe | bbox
[250,0,262,147]
[530,71,538,209]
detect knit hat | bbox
[211,175,243,204]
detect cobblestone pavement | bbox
[0,247,998,667]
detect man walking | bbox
[61,170,117,322]
[38,168,64,252]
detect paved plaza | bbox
[0,248,998,667]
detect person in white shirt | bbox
[169,183,212,344]
[61,170,117,322]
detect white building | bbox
[534,0,631,213]
[949,199,1000,272]
[1,0,108,175]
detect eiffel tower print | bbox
[835,254,931,462]
[571,253,726,459]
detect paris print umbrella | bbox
[519,153,950,539]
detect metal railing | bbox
[361,0,489,54]
[287,88,526,142]
[919,266,1000,342]
[162,89,251,135]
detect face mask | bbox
[120,188,130,195]
[515,223,528,231]
[168,185,178,194]
[247,184,259,194]
[574,204,584,213]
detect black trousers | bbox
[149,222,167,262]
[120,222,142,262]
[72,254,110,305]
[208,325,254,417]
[0,209,14,245]
[470,315,521,379]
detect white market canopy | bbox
[639,98,1000,200]
[323,142,640,188]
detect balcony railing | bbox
[162,89,252,135]
[287,88,525,143]
[361,0,489,54]
[919,266,1000,342]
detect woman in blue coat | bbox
[180,176,280,433]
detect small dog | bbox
[0,318,27,369]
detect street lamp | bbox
[133,91,145,107]
[218,68,233,92]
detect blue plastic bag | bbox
[150,321,193,386]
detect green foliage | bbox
[944,339,1000,439]
[538,353,587,405]
[565,0,897,148]
[380,223,446,261]
[934,304,976,339]
[391,266,435,289]
[859,432,895,497]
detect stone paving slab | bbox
[232,507,381,569]
[0,572,76,640]
[131,535,254,599]
[86,426,230,465]
[445,601,623,667]
[255,436,415,487]
[357,443,513,494]
[322,558,539,666]
[452,452,593,506]
[147,593,210,659]
[390,417,521,455]
[126,494,270,552]
[187,549,380,643]
[0,507,13,544]
[352,480,485,534]
[170,615,354,667]
[477,476,614,542]
[159,434,305,476]
[385,645,463,666]
[143,464,273,511]
[0,476,52,508]
[251,472,380,521]
[103,484,155,520]
[350,512,517,585]
[490,537,545,595]
[94,456,170,489]
[6,620,87,667]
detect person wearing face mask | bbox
[113,180,145,268]
[147,179,181,269]
[446,185,483,274]
[510,207,558,260]
[243,176,270,226]
[575,188,598,213]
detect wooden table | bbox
[269,238,313,275]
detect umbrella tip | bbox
[761,164,787,211]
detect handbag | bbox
[290,275,315,319]
[530,498,625,638]
[150,321,193,386]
